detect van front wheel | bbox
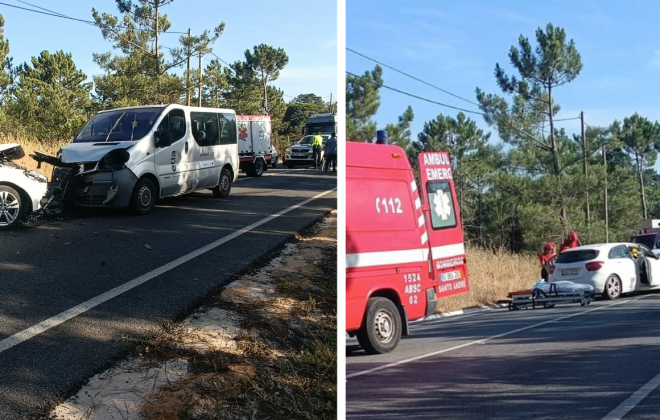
[356,297,402,354]
[130,178,156,215]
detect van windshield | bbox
[74,107,166,143]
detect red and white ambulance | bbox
[346,141,469,354]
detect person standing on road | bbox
[312,132,323,169]
[323,132,338,171]
[539,242,556,282]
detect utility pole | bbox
[186,28,191,106]
[198,50,203,107]
[329,92,333,113]
[581,111,590,240]
[603,144,609,243]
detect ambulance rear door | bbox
[418,152,469,298]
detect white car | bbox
[550,243,660,300]
[0,143,48,230]
[283,134,330,169]
[270,145,278,168]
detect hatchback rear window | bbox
[556,250,599,263]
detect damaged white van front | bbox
[32,105,239,215]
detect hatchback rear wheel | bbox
[603,275,622,300]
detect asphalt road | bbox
[0,167,336,420]
[347,294,660,420]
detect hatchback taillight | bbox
[548,266,555,274]
[585,261,604,271]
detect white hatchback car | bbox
[0,143,48,230]
[550,243,660,300]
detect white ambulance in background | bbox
[237,115,273,177]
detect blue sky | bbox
[0,0,336,102]
[347,0,660,145]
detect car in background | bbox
[0,143,48,230]
[283,134,330,169]
[550,242,660,300]
[270,145,278,168]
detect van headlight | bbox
[100,149,130,170]
[24,170,47,183]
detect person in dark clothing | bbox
[539,242,556,282]
[323,132,337,171]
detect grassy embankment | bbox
[435,247,540,313]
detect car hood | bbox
[60,142,135,163]
[0,143,25,161]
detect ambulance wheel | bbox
[129,178,155,215]
[246,160,264,177]
[0,185,25,230]
[603,275,622,300]
[212,168,232,198]
[357,297,401,354]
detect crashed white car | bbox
[0,143,48,230]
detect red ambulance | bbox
[346,141,469,354]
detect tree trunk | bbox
[477,183,483,247]
[262,75,268,116]
[637,152,648,219]
[155,1,161,103]
[548,84,568,233]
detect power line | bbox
[347,47,482,107]
[346,70,484,116]
[0,1,188,33]
[347,47,585,125]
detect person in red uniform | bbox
[559,231,579,252]
[539,242,556,282]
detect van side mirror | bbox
[155,130,173,148]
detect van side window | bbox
[426,181,457,230]
[219,113,237,145]
[157,109,186,144]
[190,112,216,146]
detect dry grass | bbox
[0,133,67,176]
[435,247,540,313]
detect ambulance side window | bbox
[426,181,457,229]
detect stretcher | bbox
[507,281,596,311]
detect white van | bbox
[32,105,239,215]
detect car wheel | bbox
[356,297,402,354]
[212,168,232,198]
[271,160,277,168]
[129,178,156,215]
[0,185,25,230]
[603,275,622,300]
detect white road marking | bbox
[347,296,648,379]
[0,188,336,354]
[601,370,660,420]
[235,170,295,181]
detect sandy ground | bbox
[50,211,337,420]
